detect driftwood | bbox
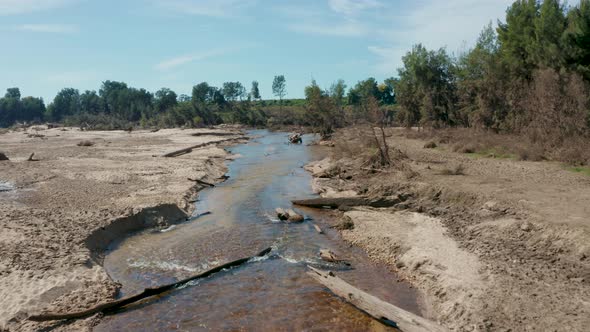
[313,223,323,234]
[162,137,242,158]
[187,178,215,187]
[307,266,448,332]
[29,247,272,322]
[292,196,401,209]
[319,249,349,265]
[191,132,240,137]
[27,153,39,161]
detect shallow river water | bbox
[96,130,420,331]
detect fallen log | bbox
[29,247,272,322]
[307,266,448,332]
[191,132,240,137]
[292,196,401,209]
[162,137,243,158]
[187,178,215,187]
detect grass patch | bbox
[465,149,516,160]
[568,166,590,177]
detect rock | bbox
[0,152,9,161]
[276,208,304,222]
[276,208,289,221]
[286,209,304,223]
[520,222,532,232]
[483,201,498,210]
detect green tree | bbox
[272,75,286,109]
[222,82,246,102]
[250,80,261,100]
[497,0,539,78]
[5,88,21,99]
[563,0,590,79]
[47,88,80,121]
[395,44,457,127]
[154,88,178,114]
[99,81,129,115]
[20,96,46,122]
[79,90,103,114]
[533,0,567,68]
[305,79,337,138]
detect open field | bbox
[306,127,590,331]
[0,126,245,331]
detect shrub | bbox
[424,141,437,149]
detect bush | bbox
[424,141,437,149]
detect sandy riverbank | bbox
[0,126,245,331]
[305,127,590,331]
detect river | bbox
[96,130,420,331]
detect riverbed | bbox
[96,130,420,331]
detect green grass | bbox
[465,149,516,160]
[568,166,590,177]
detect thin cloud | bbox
[15,24,78,33]
[151,0,257,18]
[369,0,514,75]
[0,0,75,15]
[155,49,231,71]
[328,0,381,17]
[288,22,367,37]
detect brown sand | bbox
[0,126,245,331]
[307,128,590,331]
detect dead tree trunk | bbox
[307,266,448,332]
[162,137,243,158]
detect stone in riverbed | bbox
[275,208,304,222]
[286,209,304,222]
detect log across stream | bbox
[96,130,422,331]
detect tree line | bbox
[3,0,589,150]
[0,77,289,129]
[392,0,590,150]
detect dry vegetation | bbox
[401,127,590,166]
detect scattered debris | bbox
[0,181,15,192]
[187,178,215,187]
[289,133,302,144]
[313,223,324,234]
[77,140,94,147]
[319,249,350,265]
[27,153,39,161]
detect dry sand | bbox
[0,126,245,331]
[307,128,590,331]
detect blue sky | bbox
[0,0,514,102]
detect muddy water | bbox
[97,130,420,331]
